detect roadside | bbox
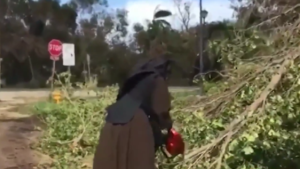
[0,86,199,101]
[0,98,52,169]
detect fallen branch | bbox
[184,52,297,165]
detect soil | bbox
[0,97,52,169]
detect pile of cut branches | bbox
[159,5,300,169]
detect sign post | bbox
[48,39,62,89]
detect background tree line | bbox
[0,0,283,88]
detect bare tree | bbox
[173,0,192,31]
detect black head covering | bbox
[117,56,173,100]
[105,56,173,122]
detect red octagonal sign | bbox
[48,39,62,60]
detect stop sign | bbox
[48,39,62,60]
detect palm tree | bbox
[145,8,172,56]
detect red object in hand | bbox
[165,128,185,156]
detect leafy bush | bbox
[34,86,117,168]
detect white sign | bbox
[62,43,75,66]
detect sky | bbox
[61,0,235,30]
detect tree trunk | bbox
[28,55,35,81]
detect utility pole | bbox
[0,58,2,88]
[198,0,204,95]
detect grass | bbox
[31,86,115,168]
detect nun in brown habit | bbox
[93,57,174,169]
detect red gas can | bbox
[165,128,185,156]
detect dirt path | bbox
[0,98,52,169]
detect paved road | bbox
[0,87,198,101]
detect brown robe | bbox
[93,77,172,169]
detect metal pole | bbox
[51,60,56,89]
[0,58,2,88]
[203,17,206,53]
[198,0,204,95]
[86,54,91,82]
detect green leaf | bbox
[242,146,254,155]
[245,133,257,142]
[153,10,172,19]
[228,139,239,151]
[156,19,171,28]
[262,141,271,148]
